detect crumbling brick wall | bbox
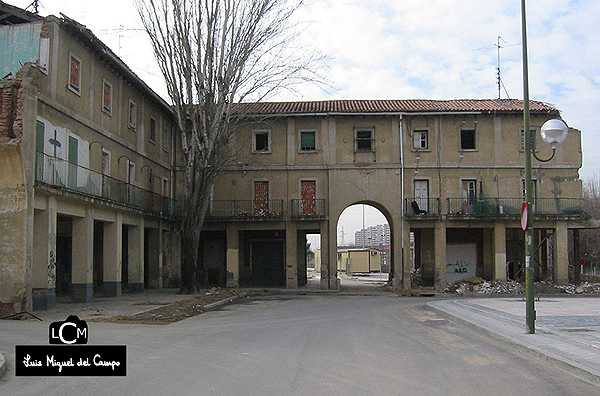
[0,78,24,147]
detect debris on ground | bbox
[442,277,600,296]
[91,288,247,325]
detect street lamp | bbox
[521,0,569,334]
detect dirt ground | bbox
[90,288,249,325]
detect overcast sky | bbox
[10,0,600,245]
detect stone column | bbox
[71,208,94,302]
[285,222,298,289]
[127,219,144,293]
[554,221,569,285]
[32,196,57,310]
[226,223,240,287]
[103,213,122,297]
[494,222,507,281]
[434,221,447,290]
[322,220,337,289]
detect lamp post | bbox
[521,0,569,334]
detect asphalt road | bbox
[1,295,599,395]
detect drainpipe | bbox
[399,114,405,290]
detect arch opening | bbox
[336,203,392,291]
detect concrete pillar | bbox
[285,222,298,289]
[555,221,569,285]
[396,220,411,290]
[145,227,160,288]
[31,197,57,310]
[434,221,447,290]
[103,213,122,297]
[71,208,94,303]
[226,223,240,287]
[494,222,507,281]
[128,219,144,293]
[322,220,337,289]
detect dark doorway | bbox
[56,216,73,295]
[93,221,104,293]
[251,240,285,286]
[204,239,226,287]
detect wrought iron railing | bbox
[445,197,582,216]
[207,200,284,219]
[405,198,441,216]
[291,199,326,218]
[35,151,177,216]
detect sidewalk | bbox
[428,297,600,387]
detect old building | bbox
[203,100,584,291]
[0,2,181,313]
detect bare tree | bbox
[579,175,600,273]
[136,0,322,292]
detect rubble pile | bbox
[443,277,600,295]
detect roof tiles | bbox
[235,99,558,116]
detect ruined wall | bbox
[0,77,28,315]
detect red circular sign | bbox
[521,202,529,231]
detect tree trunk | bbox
[180,231,200,293]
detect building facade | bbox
[204,99,585,291]
[0,3,181,314]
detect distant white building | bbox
[355,224,390,247]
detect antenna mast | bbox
[496,36,511,99]
[26,0,40,14]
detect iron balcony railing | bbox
[405,197,582,217]
[35,151,178,217]
[405,198,441,216]
[291,199,327,218]
[207,200,284,220]
[446,197,583,217]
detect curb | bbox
[0,352,6,379]
[203,295,239,311]
[427,301,600,388]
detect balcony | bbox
[291,199,327,219]
[205,199,326,221]
[405,197,583,219]
[206,200,284,221]
[35,151,178,217]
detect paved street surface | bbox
[428,296,600,387]
[1,291,599,395]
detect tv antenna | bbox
[25,0,40,14]
[475,36,518,99]
[339,227,346,246]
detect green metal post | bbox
[521,0,535,334]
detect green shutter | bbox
[68,136,78,165]
[36,121,45,152]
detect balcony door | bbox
[254,181,269,214]
[414,180,429,212]
[301,180,316,215]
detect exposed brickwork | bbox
[0,78,24,147]
[0,302,15,317]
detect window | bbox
[462,179,477,203]
[300,130,316,151]
[102,80,112,114]
[149,117,157,143]
[460,129,476,150]
[163,127,171,152]
[413,130,428,150]
[128,100,137,130]
[520,128,537,151]
[252,130,270,153]
[355,128,374,152]
[68,53,81,94]
[163,178,170,197]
